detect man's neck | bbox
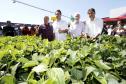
[91,18,94,21]
[44,23,49,26]
[74,20,79,24]
[90,17,95,21]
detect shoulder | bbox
[48,23,53,27]
[80,21,85,24]
[39,25,45,29]
[52,21,57,26]
[70,22,75,26]
[53,21,58,24]
[61,20,67,24]
[85,18,90,23]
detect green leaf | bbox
[94,76,107,84]
[47,68,65,84]
[0,50,6,60]
[17,57,29,63]
[11,62,20,76]
[27,71,35,80]
[49,56,56,67]
[71,79,84,84]
[60,57,67,63]
[80,46,90,57]
[37,78,45,84]
[119,50,126,57]
[32,53,38,61]
[27,79,37,84]
[83,66,96,81]
[71,68,83,80]
[64,71,71,81]
[105,73,121,84]
[94,60,111,70]
[18,82,27,84]
[22,61,38,68]
[32,63,48,73]
[43,78,57,84]
[0,75,15,84]
[41,56,50,65]
[66,50,80,66]
[43,39,49,47]
[93,69,101,77]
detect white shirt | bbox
[107,28,112,35]
[85,17,103,38]
[53,20,68,41]
[69,21,85,37]
[123,25,126,29]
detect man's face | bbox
[88,11,95,19]
[117,21,121,25]
[75,14,80,21]
[44,17,49,24]
[55,12,61,19]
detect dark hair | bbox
[88,8,95,14]
[55,9,62,15]
[7,20,11,24]
[44,16,49,19]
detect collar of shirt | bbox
[88,17,97,22]
[53,20,68,29]
[55,19,65,24]
[69,21,84,37]
[85,17,103,37]
[41,23,50,29]
[53,19,68,41]
[73,20,80,24]
[72,21,82,25]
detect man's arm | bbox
[58,29,68,33]
[93,19,103,39]
[58,21,69,33]
[81,22,91,38]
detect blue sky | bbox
[0,0,126,24]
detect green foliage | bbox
[0,35,126,84]
[0,75,15,84]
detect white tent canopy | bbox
[110,7,126,18]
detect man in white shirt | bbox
[69,13,85,38]
[107,25,113,35]
[85,8,103,39]
[53,10,68,41]
[116,21,123,29]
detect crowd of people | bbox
[0,8,126,41]
[0,21,40,36]
[103,20,126,36]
